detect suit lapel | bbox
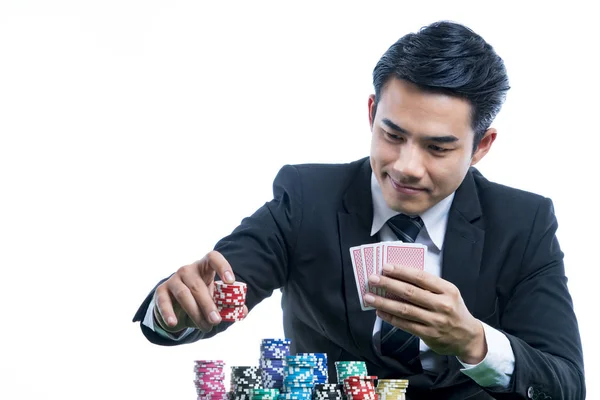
[441,168,484,314]
[338,158,380,362]
[434,168,486,388]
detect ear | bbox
[471,128,497,166]
[368,94,376,128]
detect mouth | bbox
[388,176,427,194]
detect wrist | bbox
[458,319,487,364]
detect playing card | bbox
[375,243,383,295]
[349,245,374,311]
[381,242,427,300]
[361,244,377,296]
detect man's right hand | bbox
[152,250,248,334]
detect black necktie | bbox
[379,214,424,369]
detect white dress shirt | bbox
[370,172,514,388]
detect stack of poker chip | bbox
[230,366,263,400]
[213,281,247,322]
[260,339,291,389]
[376,379,408,400]
[342,376,377,400]
[297,353,327,384]
[280,354,317,400]
[251,388,281,400]
[334,361,368,383]
[313,383,344,400]
[194,360,228,400]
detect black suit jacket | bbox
[133,157,585,399]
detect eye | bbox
[429,144,451,153]
[383,130,403,142]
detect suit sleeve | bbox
[132,164,303,345]
[486,198,585,399]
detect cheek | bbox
[428,157,470,191]
[371,137,395,165]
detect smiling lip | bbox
[389,177,426,195]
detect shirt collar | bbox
[370,172,454,251]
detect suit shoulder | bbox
[276,157,368,186]
[471,168,551,208]
[291,157,368,175]
[272,157,369,204]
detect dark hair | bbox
[372,21,510,152]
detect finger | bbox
[205,251,236,284]
[364,291,434,325]
[377,309,433,338]
[382,264,447,294]
[154,283,181,328]
[167,277,215,332]
[369,274,437,310]
[179,268,222,329]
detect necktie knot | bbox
[386,214,423,243]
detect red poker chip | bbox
[213,292,246,298]
[220,311,245,319]
[218,305,244,316]
[219,305,244,313]
[214,281,247,289]
[345,376,378,381]
[213,290,246,297]
[220,310,245,322]
[214,291,246,298]
[214,299,246,307]
[217,305,244,314]
[214,286,247,293]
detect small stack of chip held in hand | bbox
[213,281,247,322]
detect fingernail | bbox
[209,311,221,324]
[368,275,380,284]
[224,271,234,282]
[364,294,375,304]
[167,316,176,326]
[383,264,393,272]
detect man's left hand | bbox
[364,264,487,364]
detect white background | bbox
[0,1,597,398]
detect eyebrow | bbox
[381,118,460,143]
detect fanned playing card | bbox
[349,245,374,311]
[361,245,377,296]
[381,242,427,300]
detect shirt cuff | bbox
[142,296,195,341]
[458,321,515,388]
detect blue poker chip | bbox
[286,355,317,362]
[260,363,286,370]
[297,353,327,361]
[262,338,292,345]
[278,394,311,400]
[261,352,290,360]
[282,386,314,392]
[263,368,285,375]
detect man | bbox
[133,21,585,399]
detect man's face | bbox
[369,78,495,215]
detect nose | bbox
[393,144,425,180]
